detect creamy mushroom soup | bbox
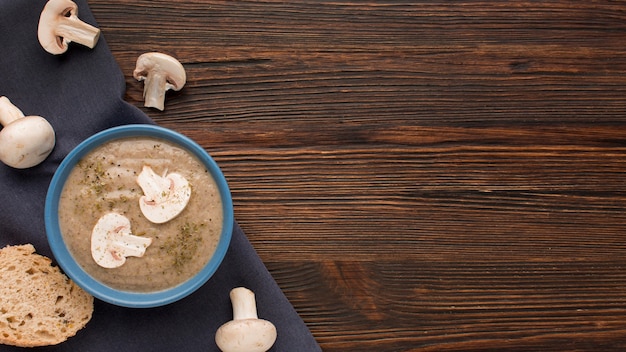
[58,137,223,292]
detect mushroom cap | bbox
[215,319,277,352]
[38,0,78,55]
[0,116,55,169]
[133,52,187,91]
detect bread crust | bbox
[0,244,94,347]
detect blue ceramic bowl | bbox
[45,124,233,308]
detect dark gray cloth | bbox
[0,1,320,350]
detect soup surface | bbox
[58,137,223,292]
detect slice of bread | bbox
[0,244,94,347]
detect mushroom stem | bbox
[0,97,25,126]
[55,16,100,49]
[230,287,259,321]
[141,71,169,111]
[137,165,171,199]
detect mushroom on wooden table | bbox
[133,52,186,111]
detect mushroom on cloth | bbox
[37,0,101,55]
[91,212,152,269]
[0,96,55,169]
[133,52,186,111]
[215,287,277,352]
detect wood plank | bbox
[88,0,626,350]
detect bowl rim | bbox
[44,124,233,308]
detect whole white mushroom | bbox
[0,97,55,169]
[215,287,277,352]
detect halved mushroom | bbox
[0,96,56,169]
[133,52,186,111]
[38,0,101,55]
[91,212,152,269]
[136,165,191,224]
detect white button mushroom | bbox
[133,52,186,111]
[136,165,191,224]
[38,0,101,55]
[0,96,56,169]
[215,287,277,352]
[91,212,153,269]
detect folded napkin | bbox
[0,1,320,350]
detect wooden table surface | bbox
[88,1,626,350]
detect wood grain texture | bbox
[88,0,626,350]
